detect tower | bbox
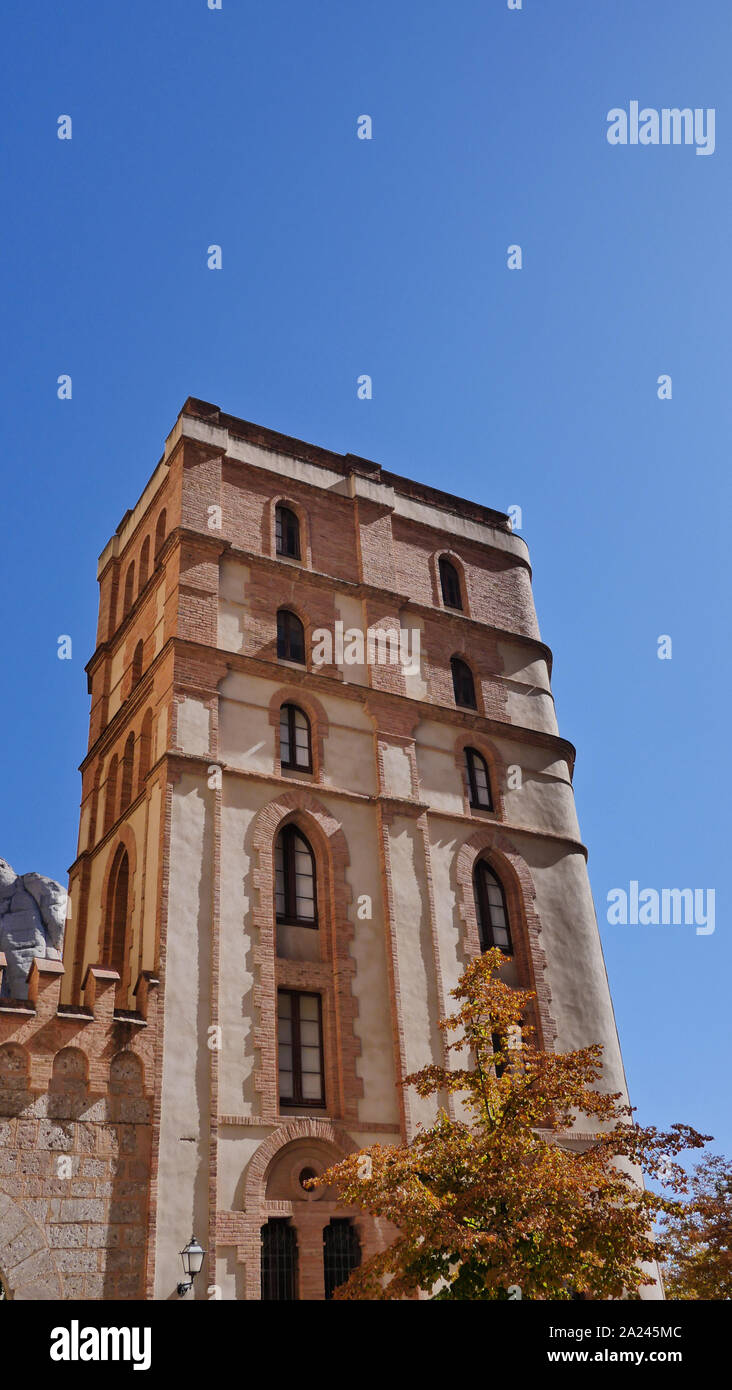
[28,397,631,1298]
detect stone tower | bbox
[1,398,635,1300]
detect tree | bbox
[661,1154,732,1299]
[315,949,709,1299]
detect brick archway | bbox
[235,1119,381,1300]
[0,1191,62,1300]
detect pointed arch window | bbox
[104,845,129,982]
[323,1219,362,1300]
[279,704,312,771]
[473,861,513,954]
[275,825,317,925]
[261,1219,298,1301]
[277,609,305,665]
[451,656,476,709]
[275,504,301,560]
[120,733,135,811]
[465,747,492,810]
[138,708,153,790]
[104,755,119,834]
[439,556,462,610]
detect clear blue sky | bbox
[0,1,729,1160]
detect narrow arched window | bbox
[439,556,462,610]
[104,755,119,834]
[122,563,135,618]
[465,747,492,809]
[261,1219,298,1301]
[451,656,476,709]
[120,733,135,811]
[154,509,167,559]
[280,704,312,771]
[131,639,143,686]
[473,861,513,954]
[323,1219,362,1300]
[138,537,150,592]
[138,708,153,790]
[277,609,305,664]
[275,504,301,560]
[104,845,129,981]
[275,825,317,925]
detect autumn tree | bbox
[661,1154,732,1299]
[315,949,708,1299]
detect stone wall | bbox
[0,959,157,1301]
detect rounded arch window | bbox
[154,509,167,559]
[277,609,306,665]
[122,562,136,619]
[439,555,462,610]
[473,860,512,954]
[465,747,492,810]
[451,656,476,709]
[280,703,312,771]
[138,537,150,592]
[275,504,301,560]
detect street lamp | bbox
[177,1235,206,1297]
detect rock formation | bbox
[0,859,67,999]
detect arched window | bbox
[138,537,150,592]
[275,504,301,560]
[451,656,476,709]
[275,825,317,925]
[473,861,513,954]
[439,556,462,610]
[465,747,492,810]
[131,639,144,686]
[280,704,312,771]
[154,509,167,559]
[122,563,135,618]
[261,1219,298,1301]
[138,708,153,790]
[323,1219,361,1300]
[120,733,135,811]
[104,845,129,982]
[277,609,305,665]
[103,755,118,833]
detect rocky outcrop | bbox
[0,859,67,1000]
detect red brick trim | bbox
[453,731,505,820]
[430,548,470,617]
[235,1118,359,1299]
[267,685,330,784]
[249,791,362,1127]
[263,494,312,569]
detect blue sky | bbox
[0,0,729,1160]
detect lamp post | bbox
[177,1235,206,1297]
